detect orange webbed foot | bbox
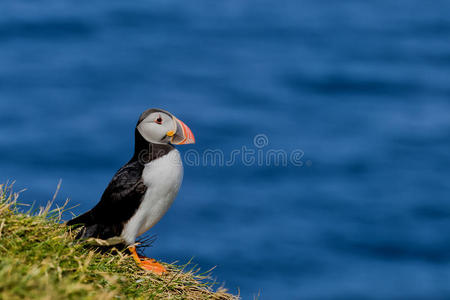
[128,246,167,275]
[139,259,167,275]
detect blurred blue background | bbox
[1,1,450,299]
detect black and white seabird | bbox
[67,108,195,274]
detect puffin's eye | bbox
[155,115,163,124]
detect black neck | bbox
[132,128,174,164]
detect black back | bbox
[67,126,174,241]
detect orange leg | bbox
[128,246,167,275]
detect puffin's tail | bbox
[66,211,95,239]
[66,211,93,227]
[67,212,121,241]
[66,211,99,239]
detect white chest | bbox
[121,149,183,244]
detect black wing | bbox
[67,159,147,239]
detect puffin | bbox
[67,108,195,275]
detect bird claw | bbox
[139,260,167,275]
[129,246,167,275]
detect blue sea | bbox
[1,1,450,299]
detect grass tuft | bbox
[0,183,238,300]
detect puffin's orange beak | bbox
[169,117,195,145]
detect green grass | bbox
[0,183,238,300]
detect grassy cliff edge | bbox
[0,184,238,300]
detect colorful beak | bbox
[170,117,195,145]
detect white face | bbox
[137,111,176,144]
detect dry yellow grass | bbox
[0,183,238,300]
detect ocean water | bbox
[1,1,450,299]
